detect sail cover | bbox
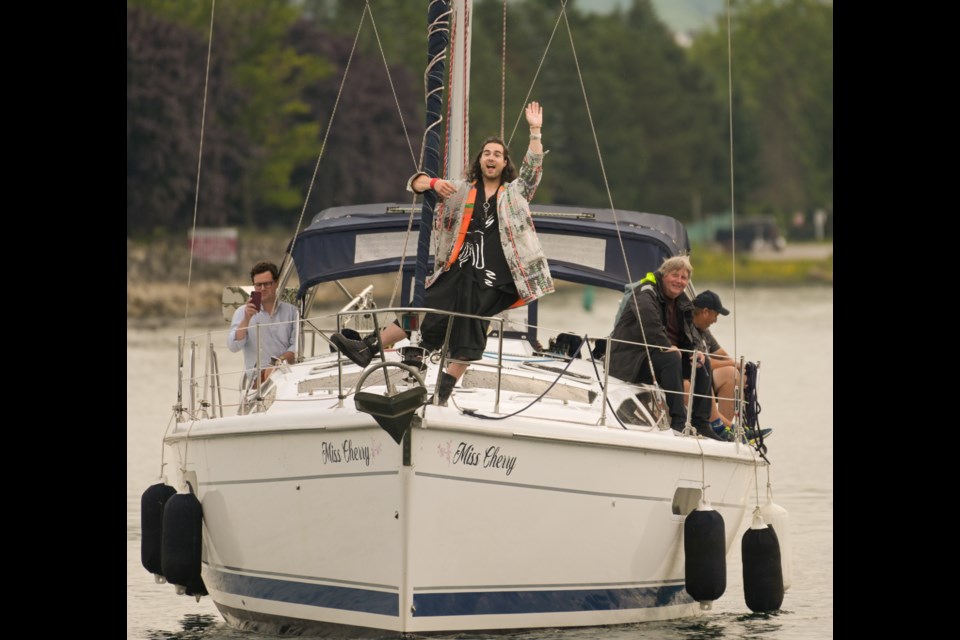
[289,202,689,300]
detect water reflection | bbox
[128,286,831,640]
[145,613,221,639]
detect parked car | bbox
[715,217,786,252]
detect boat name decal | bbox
[450,441,517,476]
[321,439,372,466]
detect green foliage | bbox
[690,0,833,217]
[692,242,833,285]
[127,0,424,233]
[127,0,832,237]
[466,0,730,216]
[127,2,248,231]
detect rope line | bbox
[725,0,739,365]
[369,4,420,173]
[500,0,507,140]
[460,332,589,421]
[506,1,565,148]
[585,340,631,430]
[180,0,216,358]
[385,0,454,309]
[157,412,176,481]
[283,4,369,277]
[554,1,658,385]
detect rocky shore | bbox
[128,234,294,320]
[127,234,403,321]
[128,233,832,321]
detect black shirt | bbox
[456,188,512,289]
[665,297,681,346]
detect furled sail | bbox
[413,0,472,306]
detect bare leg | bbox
[685,379,730,427]
[713,366,739,421]
[379,323,409,348]
[446,360,469,381]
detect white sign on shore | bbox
[189,227,238,264]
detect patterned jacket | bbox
[406,149,555,304]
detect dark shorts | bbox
[417,268,519,361]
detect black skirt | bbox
[419,268,519,361]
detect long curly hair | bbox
[467,137,516,184]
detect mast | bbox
[412,0,471,307]
[446,0,471,180]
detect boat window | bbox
[614,396,657,427]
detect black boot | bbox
[428,372,457,406]
[693,421,724,441]
[331,333,379,368]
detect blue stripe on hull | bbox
[206,567,692,620]
[206,568,399,616]
[413,585,693,617]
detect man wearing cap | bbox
[608,256,720,440]
[690,290,737,425]
[690,290,772,441]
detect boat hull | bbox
[168,412,756,634]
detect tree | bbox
[127,0,425,235]
[132,0,820,235]
[467,0,729,219]
[286,17,424,213]
[127,5,249,233]
[690,0,833,218]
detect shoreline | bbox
[127,235,832,320]
[127,276,832,322]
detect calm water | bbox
[127,285,833,639]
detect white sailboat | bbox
[140,1,785,635]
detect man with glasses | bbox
[227,261,299,385]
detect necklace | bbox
[482,200,491,217]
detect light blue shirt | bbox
[227,301,299,373]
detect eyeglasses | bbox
[252,281,275,289]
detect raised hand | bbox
[525,101,543,129]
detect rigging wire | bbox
[725,0,739,368]
[157,412,176,481]
[500,0,508,140]
[723,0,760,450]
[171,0,216,471]
[369,4,421,173]
[460,333,589,421]
[282,1,427,308]
[282,4,371,277]
[506,1,565,148]
[380,0,452,309]
[546,1,659,385]
[179,0,217,355]
[691,0,748,488]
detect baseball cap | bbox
[693,290,729,315]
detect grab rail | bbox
[175,303,747,426]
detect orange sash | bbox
[445,185,517,311]
[445,186,477,270]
